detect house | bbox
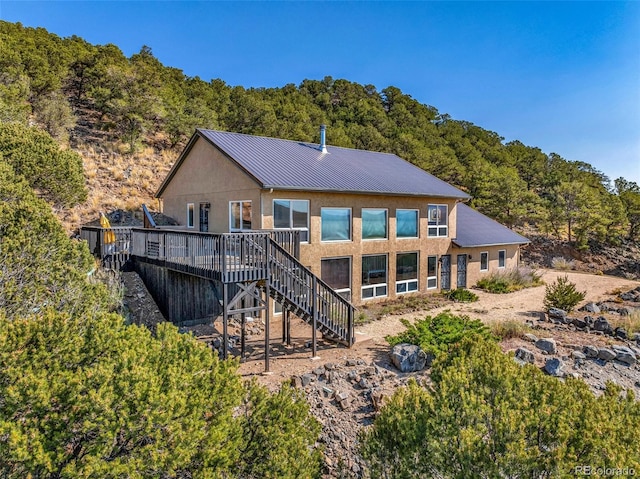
[155,126,529,307]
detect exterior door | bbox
[199,203,210,232]
[456,254,467,288]
[440,254,451,291]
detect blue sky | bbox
[2,1,639,185]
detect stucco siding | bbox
[161,137,262,232]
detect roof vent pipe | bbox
[319,124,327,153]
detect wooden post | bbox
[241,296,246,359]
[222,282,228,360]
[285,309,291,346]
[312,276,317,358]
[264,238,271,373]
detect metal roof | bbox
[453,203,530,247]
[189,129,471,199]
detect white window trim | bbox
[396,252,419,295]
[274,301,283,316]
[480,251,489,272]
[273,199,310,243]
[229,200,252,232]
[427,255,438,290]
[396,209,419,239]
[498,249,506,268]
[361,254,388,300]
[427,204,448,238]
[362,208,388,241]
[321,207,352,243]
[186,203,195,229]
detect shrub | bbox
[490,319,534,340]
[0,312,322,477]
[386,311,492,358]
[443,288,479,302]
[551,256,575,271]
[361,337,640,477]
[543,275,586,312]
[475,266,543,293]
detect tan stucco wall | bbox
[261,189,461,305]
[160,137,262,232]
[453,245,521,288]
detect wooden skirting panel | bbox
[134,260,222,326]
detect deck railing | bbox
[80,226,132,270]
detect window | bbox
[230,201,252,231]
[427,204,448,237]
[362,208,387,240]
[362,254,388,299]
[274,200,309,242]
[396,252,419,294]
[274,302,283,315]
[396,209,419,238]
[321,257,351,301]
[498,250,506,268]
[187,203,195,229]
[480,252,489,271]
[427,255,438,289]
[321,208,351,242]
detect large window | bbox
[321,257,351,301]
[230,201,252,231]
[187,203,194,229]
[427,255,438,289]
[428,204,448,237]
[396,209,419,238]
[321,208,351,242]
[362,254,388,300]
[396,252,419,294]
[480,251,489,271]
[274,199,309,242]
[362,208,388,240]
[498,250,506,268]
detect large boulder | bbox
[547,308,567,323]
[390,343,430,372]
[535,338,557,354]
[514,347,535,364]
[612,345,637,366]
[593,317,613,335]
[579,302,601,314]
[597,348,616,361]
[544,358,565,377]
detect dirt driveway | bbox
[238,270,640,385]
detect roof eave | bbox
[452,239,531,248]
[262,185,470,200]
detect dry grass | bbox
[490,319,534,340]
[551,256,575,271]
[610,311,640,335]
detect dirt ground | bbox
[237,269,640,386]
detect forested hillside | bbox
[1,20,639,248]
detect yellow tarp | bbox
[101,214,116,244]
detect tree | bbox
[0,122,86,206]
[543,274,586,312]
[361,337,640,478]
[0,162,114,319]
[0,311,322,478]
[616,177,640,240]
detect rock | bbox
[301,373,315,387]
[371,389,385,411]
[544,358,565,377]
[597,348,616,361]
[547,308,567,321]
[523,333,538,343]
[615,327,628,339]
[619,308,631,317]
[290,376,303,388]
[621,291,639,301]
[514,347,535,364]
[572,317,588,329]
[535,338,557,354]
[580,302,601,314]
[612,345,637,365]
[593,317,613,335]
[571,350,586,360]
[390,343,429,372]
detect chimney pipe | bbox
[319,124,327,153]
